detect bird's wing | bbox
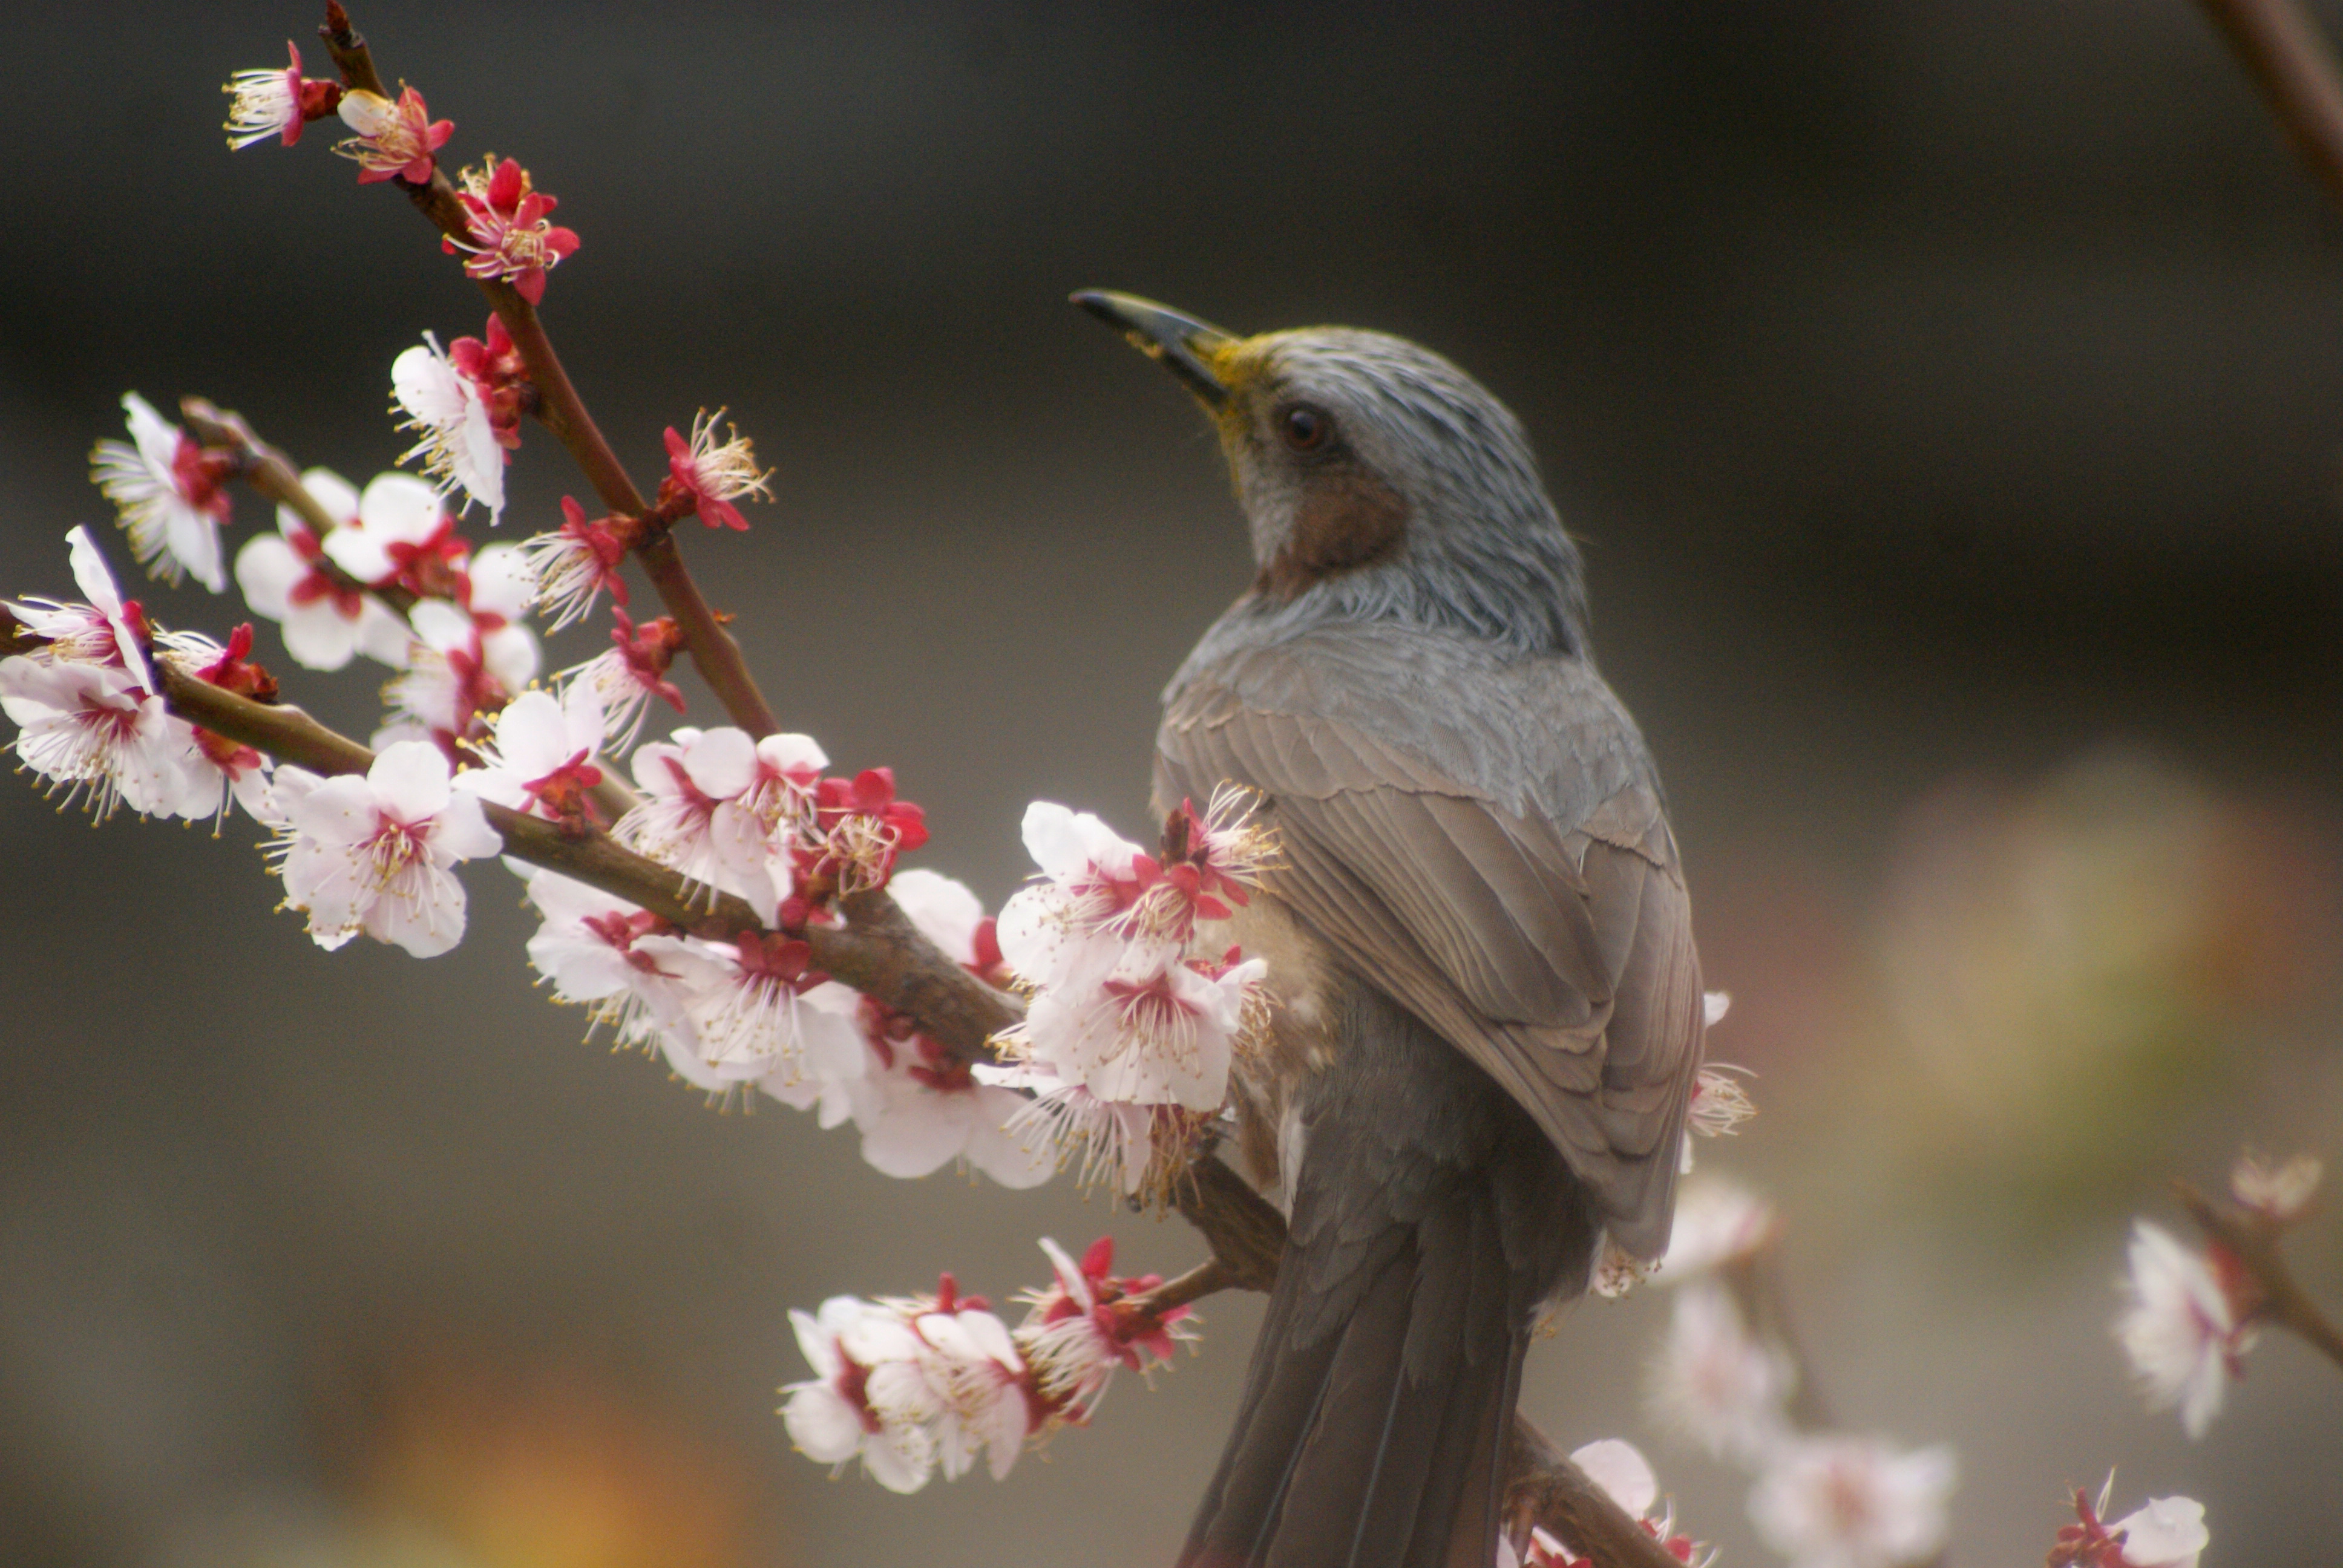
[1158,644,1703,1255]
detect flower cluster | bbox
[978,794,1273,1201]
[4,529,270,824]
[780,1237,1194,1494]
[1633,1170,1956,1568]
[2048,1477,2210,1568]
[1503,1439,1709,1567]
[445,156,580,305]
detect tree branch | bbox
[1506,1415,1697,1568]
[2197,0,2343,212]
[316,2,780,739]
[2175,1178,2343,1373]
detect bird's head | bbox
[1076,290,1587,655]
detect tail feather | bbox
[1179,1226,1527,1568]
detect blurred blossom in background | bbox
[3,3,2341,1567]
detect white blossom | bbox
[459,684,606,820]
[2230,1149,2321,1222]
[271,741,502,956]
[391,332,505,521]
[1746,1436,1956,1568]
[1646,1280,1794,1465]
[2107,1494,2209,1568]
[0,658,203,822]
[780,1296,940,1494]
[1656,1177,1781,1282]
[2115,1220,2250,1439]
[89,393,227,591]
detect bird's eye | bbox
[1280,404,1331,452]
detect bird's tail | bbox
[1176,1213,1530,1568]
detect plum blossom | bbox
[977,1056,1205,1201]
[7,526,157,687]
[2230,1149,2321,1223]
[710,732,828,924]
[2115,1220,2254,1439]
[1006,938,1265,1112]
[661,930,865,1090]
[382,599,531,749]
[1646,1281,1794,1465]
[845,871,1054,1188]
[447,315,531,450]
[995,802,1167,990]
[1,658,196,822]
[269,740,501,956]
[333,85,451,185]
[459,684,607,826]
[234,468,413,671]
[1746,1436,1956,1568]
[518,866,703,1068]
[659,410,770,530]
[1682,1066,1755,1171]
[2051,1478,2210,1568]
[391,332,506,521]
[519,497,634,630]
[152,624,281,823]
[320,471,462,593]
[222,41,340,149]
[557,608,684,754]
[90,393,231,591]
[1656,1177,1781,1282]
[908,1281,1032,1483]
[780,1296,944,1494]
[615,725,752,900]
[1012,1236,1194,1429]
[807,766,929,896]
[445,156,579,305]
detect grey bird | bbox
[1076,292,1708,1568]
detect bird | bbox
[1074,291,1708,1568]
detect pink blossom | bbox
[805,767,928,897]
[234,468,413,671]
[519,497,634,630]
[1001,938,1264,1112]
[974,1057,1204,1201]
[444,156,580,305]
[270,741,501,956]
[2115,1220,2253,1439]
[1012,1236,1194,1429]
[995,801,1160,990]
[1645,1281,1794,1465]
[382,599,531,750]
[660,930,865,1089]
[1746,1436,1956,1568]
[707,732,827,924]
[658,410,770,531]
[333,85,451,185]
[557,609,684,754]
[221,41,341,149]
[320,471,464,592]
[90,393,231,592]
[390,333,505,521]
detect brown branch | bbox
[316,2,779,739]
[2198,0,2343,212]
[1723,1247,1834,1431]
[1506,1415,1693,1568]
[177,396,419,617]
[2176,1178,2343,1373]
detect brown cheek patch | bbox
[1255,471,1409,599]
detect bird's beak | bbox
[1072,290,1236,408]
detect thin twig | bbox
[2197,0,2343,212]
[315,2,779,739]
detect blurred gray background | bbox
[3,2,2340,1564]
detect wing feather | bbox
[1158,645,1704,1255]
